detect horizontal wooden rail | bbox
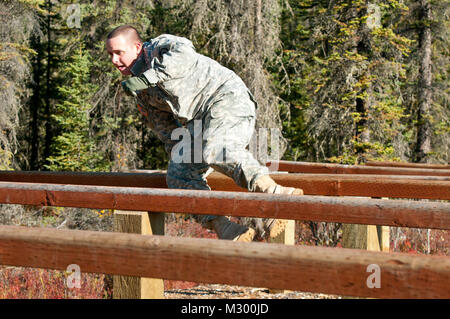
[366,161,449,169]
[0,182,449,229]
[0,171,449,200]
[210,173,450,200]
[266,160,450,176]
[0,170,165,188]
[0,225,448,298]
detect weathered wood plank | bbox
[266,160,450,176]
[0,171,448,200]
[342,198,391,253]
[0,225,448,298]
[268,219,295,294]
[365,161,449,169]
[210,173,450,200]
[342,224,381,251]
[113,211,164,299]
[0,182,448,229]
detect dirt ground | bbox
[165,283,341,299]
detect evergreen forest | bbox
[1,0,448,173]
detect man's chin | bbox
[117,67,131,75]
[120,69,132,76]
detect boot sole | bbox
[291,188,304,195]
[268,188,303,238]
[269,219,288,238]
[233,228,256,242]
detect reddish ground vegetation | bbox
[0,266,108,299]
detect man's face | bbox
[106,34,142,76]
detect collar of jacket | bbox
[130,42,151,76]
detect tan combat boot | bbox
[253,175,304,239]
[206,216,255,242]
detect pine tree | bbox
[286,1,412,163]
[45,36,107,171]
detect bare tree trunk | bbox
[354,3,371,164]
[44,0,52,165]
[254,0,262,53]
[415,0,433,163]
[30,32,42,170]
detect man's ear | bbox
[134,41,143,53]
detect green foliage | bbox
[45,36,108,172]
[2,0,448,174]
[0,149,13,170]
[276,0,421,164]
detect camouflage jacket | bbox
[130,34,254,125]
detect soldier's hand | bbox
[121,75,150,97]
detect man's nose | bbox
[111,54,119,65]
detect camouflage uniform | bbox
[130,34,269,225]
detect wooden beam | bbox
[113,211,164,299]
[342,224,381,251]
[376,198,390,253]
[269,220,296,246]
[0,225,448,298]
[342,198,391,253]
[266,160,450,176]
[268,219,295,294]
[0,171,449,200]
[210,173,450,200]
[378,225,390,252]
[341,220,386,299]
[0,170,168,188]
[366,161,449,169]
[0,182,448,229]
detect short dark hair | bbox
[106,25,143,43]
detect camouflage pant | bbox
[165,88,269,225]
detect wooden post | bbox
[268,219,295,293]
[342,224,381,251]
[341,222,379,299]
[342,197,390,298]
[113,211,165,299]
[268,220,295,245]
[374,198,390,252]
[342,196,389,252]
[377,225,390,252]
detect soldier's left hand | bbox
[121,75,150,97]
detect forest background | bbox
[0,0,448,298]
[1,0,448,173]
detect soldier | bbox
[106,25,303,242]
